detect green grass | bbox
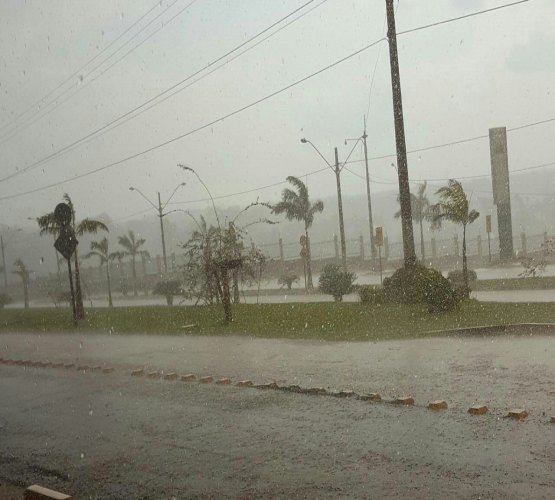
[472,276,555,291]
[1,300,553,342]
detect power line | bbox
[0,0,163,133]
[396,0,530,36]
[0,38,384,204]
[0,0,541,201]
[0,0,327,185]
[0,0,196,145]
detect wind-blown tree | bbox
[13,259,30,309]
[272,176,324,290]
[36,194,108,318]
[118,230,146,296]
[84,238,115,307]
[395,181,437,261]
[433,180,479,297]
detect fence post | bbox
[520,231,527,255]
[384,236,389,260]
[156,254,162,275]
[359,235,364,260]
[477,234,482,259]
[334,235,339,260]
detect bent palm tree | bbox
[118,230,146,296]
[13,258,30,309]
[84,238,115,307]
[36,194,108,318]
[433,180,479,297]
[395,182,436,260]
[272,176,324,290]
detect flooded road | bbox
[1,328,554,499]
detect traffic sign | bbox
[54,225,78,260]
[54,203,72,226]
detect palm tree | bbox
[433,179,480,297]
[395,182,436,261]
[84,238,114,307]
[36,194,108,318]
[13,259,30,309]
[272,176,324,290]
[118,230,146,296]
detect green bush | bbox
[383,263,458,313]
[318,264,357,302]
[0,293,12,309]
[447,269,477,283]
[278,273,300,290]
[153,280,183,306]
[358,285,386,305]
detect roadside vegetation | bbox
[0,301,552,341]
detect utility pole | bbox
[334,147,347,270]
[385,0,416,267]
[1,235,7,289]
[158,192,168,274]
[362,122,377,267]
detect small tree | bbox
[84,237,116,307]
[13,259,30,309]
[118,230,146,297]
[153,280,183,306]
[433,180,479,298]
[520,238,554,277]
[318,264,357,302]
[278,273,300,290]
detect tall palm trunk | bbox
[106,264,113,308]
[462,224,469,298]
[74,250,85,319]
[419,219,425,261]
[131,255,137,296]
[305,226,313,290]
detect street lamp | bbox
[300,138,352,270]
[129,183,186,274]
[345,122,377,268]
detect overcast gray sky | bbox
[1,0,553,228]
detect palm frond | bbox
[76,218,109,236]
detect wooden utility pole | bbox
[385,0,416,267]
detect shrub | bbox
[0,293,12,309]
[447,269,477,284]
[318,264,357,302]
[383,263,458,313]
[153,280,183,306]
[278,273,299,290]
[358,285,386,305]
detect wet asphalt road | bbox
[0,330,554,498]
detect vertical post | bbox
[384,236,389,260]
[158,192,168,275]
[1,235,7,289]
[487,232,492,263]
[67,259,77,326]
[362,128,376,266]
[386,0,416,268]
[453,234,459,256]
[378,246,383,285]
[334,147,347,270]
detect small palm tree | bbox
[272,176,324,290]
[118,230,146,296]
[84,238,115,307]
[36,194,108,318]
[395,182,436,261]
[433,180,479,297]
[13,259,30,309]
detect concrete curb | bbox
[427,323,555,336]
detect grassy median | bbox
[0,300,553,341]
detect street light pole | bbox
[334,147,347,270]
[129,183,185,276]
[362,127,377,267]
[1,235,7,289]
[385,0,416,267]
[157,192,168,274]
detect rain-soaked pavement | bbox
[0,328,554,498]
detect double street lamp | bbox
[129,183,186,274]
